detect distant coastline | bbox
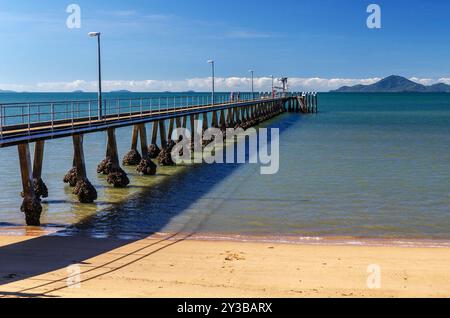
[3,76,450,94]
[332,75,450,93]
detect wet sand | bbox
[0,234,449,298]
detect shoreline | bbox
[0,233,449,298]
[172,233,450,249]
[1,226,450,249]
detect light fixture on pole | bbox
[207,60,215,105]
[89,31,102,120]
[249,70,254,99]
[271,75,274,97]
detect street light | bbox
[249,70,254,99]
[271,75,274,97]
[207,60,215,105]
[89,32,102,120]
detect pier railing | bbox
[0,92,296,140]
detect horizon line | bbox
[1,75,450,94]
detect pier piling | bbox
[219,110,226,129]
[159,120,167,149]
[72,134,97,203]
[32,140,48,199]
[136,124,157,175]
[212,111,218,128]
[176,117,182,130]
[148,121,161,159]
[18,143,42,226]
[157,120,175,166]
[97,128,130,188]
[168,118,175,141]
[123,125,142,166]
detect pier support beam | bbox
[201,112,211,148]
[314,93,318,113]
[174,117,183,142]
[212,111,218,128]
[308,93,312,113]
[32,140,48,199]
[234,108,241,126]
[227,108,234,127]
[219,109,226,129]
[157,120,175,166]
[123,125,142,166]
[148,121,161,159]
[202,113,208,131]
[72,135,97,203]
[18,143,42,226]
[168,118,175,141]
[159,120,167,149]
[136,124,157,175]
[176,117,182,132]
[300,96,307,113]
[97,128,130,188]
[190,115,196,142]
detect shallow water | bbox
[0,93,449,241]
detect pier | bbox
[0,92,318,225]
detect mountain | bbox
[0,89,16,93]
[332,75,450,93]
[110,89,132,93]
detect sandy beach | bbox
[0,233,449,298]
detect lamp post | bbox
[207,60,215,105]
[271,75,274,97]
[89,32,102,120]
[249,70,254,99]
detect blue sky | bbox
[1,0,450,91]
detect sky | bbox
[1,0,450,92]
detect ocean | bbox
[0,92,449,244]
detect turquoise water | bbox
[0,93,449,241]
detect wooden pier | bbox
[0,92,318,225]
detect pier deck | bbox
[0,96,288,148]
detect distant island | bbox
[110,90,132,93]
[0,89,16,93]
[332,75,450,93]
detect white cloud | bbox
[437,78,450,85]
[1,77,448,93]
[409,77,435,86]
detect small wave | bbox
[151,232,450,248]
